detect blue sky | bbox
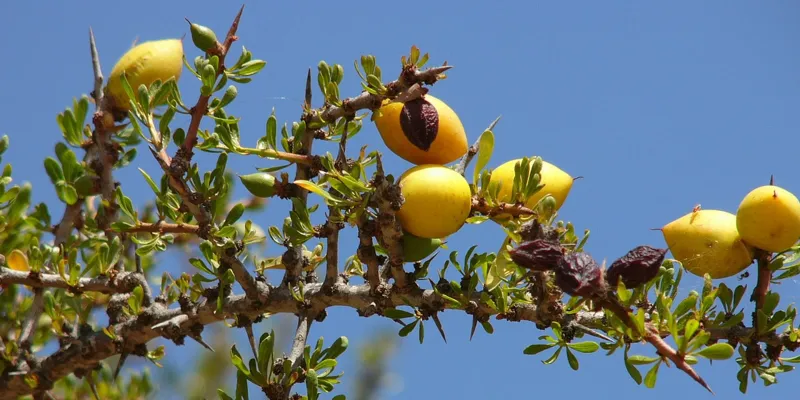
[2,0,800,399]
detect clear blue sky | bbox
[2,1,799,399]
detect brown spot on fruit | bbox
[399,98,439,151]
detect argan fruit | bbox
[105,39,184,112]
[396,165,472,239]
[489,158,573,216]
[402,232,444,262]
[661,209,754,279]
[239,172,277,198]
[372,94,468,165]
[187,20,218,52]
[736,185,800,253]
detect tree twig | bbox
[471,197,536,218]
[123,221,201,235]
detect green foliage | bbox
[0,9,798,400]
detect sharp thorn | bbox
[245,324,258,361]
[87,372,101,400]
[190,335,215,352]
[469,315,478,341]
[431,313,447,343]
[113,352,129,381]
[304,68,313,109]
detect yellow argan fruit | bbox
[105,39,184,111]
[736,185,800,252]
[372,94,468,165]
[396,165,472,239]
[490,158,573,214]
[661,209,754,279]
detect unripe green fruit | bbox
[187,20,218,52]
[73,175,96,197]
[239,172,277,198]
[402,233,444,263]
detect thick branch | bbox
[372,159,407,288]
[357,219,382,291]
[0,281,795,399]
[309,65,452,127]
[0,268,139,295]
[222,254,266,302]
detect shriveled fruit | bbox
[105,39,184,112]
[661,209,754,279]
[396,165,472,239]
[736,185,800,252]
[372,94,468,165]
[490,158,573,216]
[402,232,444,263]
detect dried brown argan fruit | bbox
[509,239,565,271]
[400,98,439,151]
[372,94,468,165]
[606,245,667,289]
[555,252,605,297]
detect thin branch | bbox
[471,197,536,218]
[288,316,312,368]
[752,250,773,320]
[179,5,244,161]
[455,137,480,176]
[222,254,266,302]
[282,69,316,286]
[123,221,201,235]
[308,65,452,127]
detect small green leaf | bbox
[644,361,660,388]
[568,341,599,354]
[224,203,245,226]
[472,125,496,185]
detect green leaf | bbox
[384,308,415,319]
[694,343,734,360]
[44,157,64,184]
[55,182,79,205]
[306,368,319,400]
[472,125,496,185]
[568,341,599,354]
[236,60,267,76]
[224,203,245,226]
[398,320,418,337]
[644,361,660,388]
[566,348,579,370]
[325,336,349,360]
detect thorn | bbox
[86,372,101,400]
[487,115,502,131]
[571,322,613,342]
[304,68,312,110]
[190,334,215,352]
[469,315,478,341]
[245,324,258,362]
[431,313,447,343]
[769,174,774,185]
[113,352,129,381]
[227,4,246,40]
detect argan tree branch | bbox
[180,5,244,161]
[1,279,795,399]
[471,197,536,218]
